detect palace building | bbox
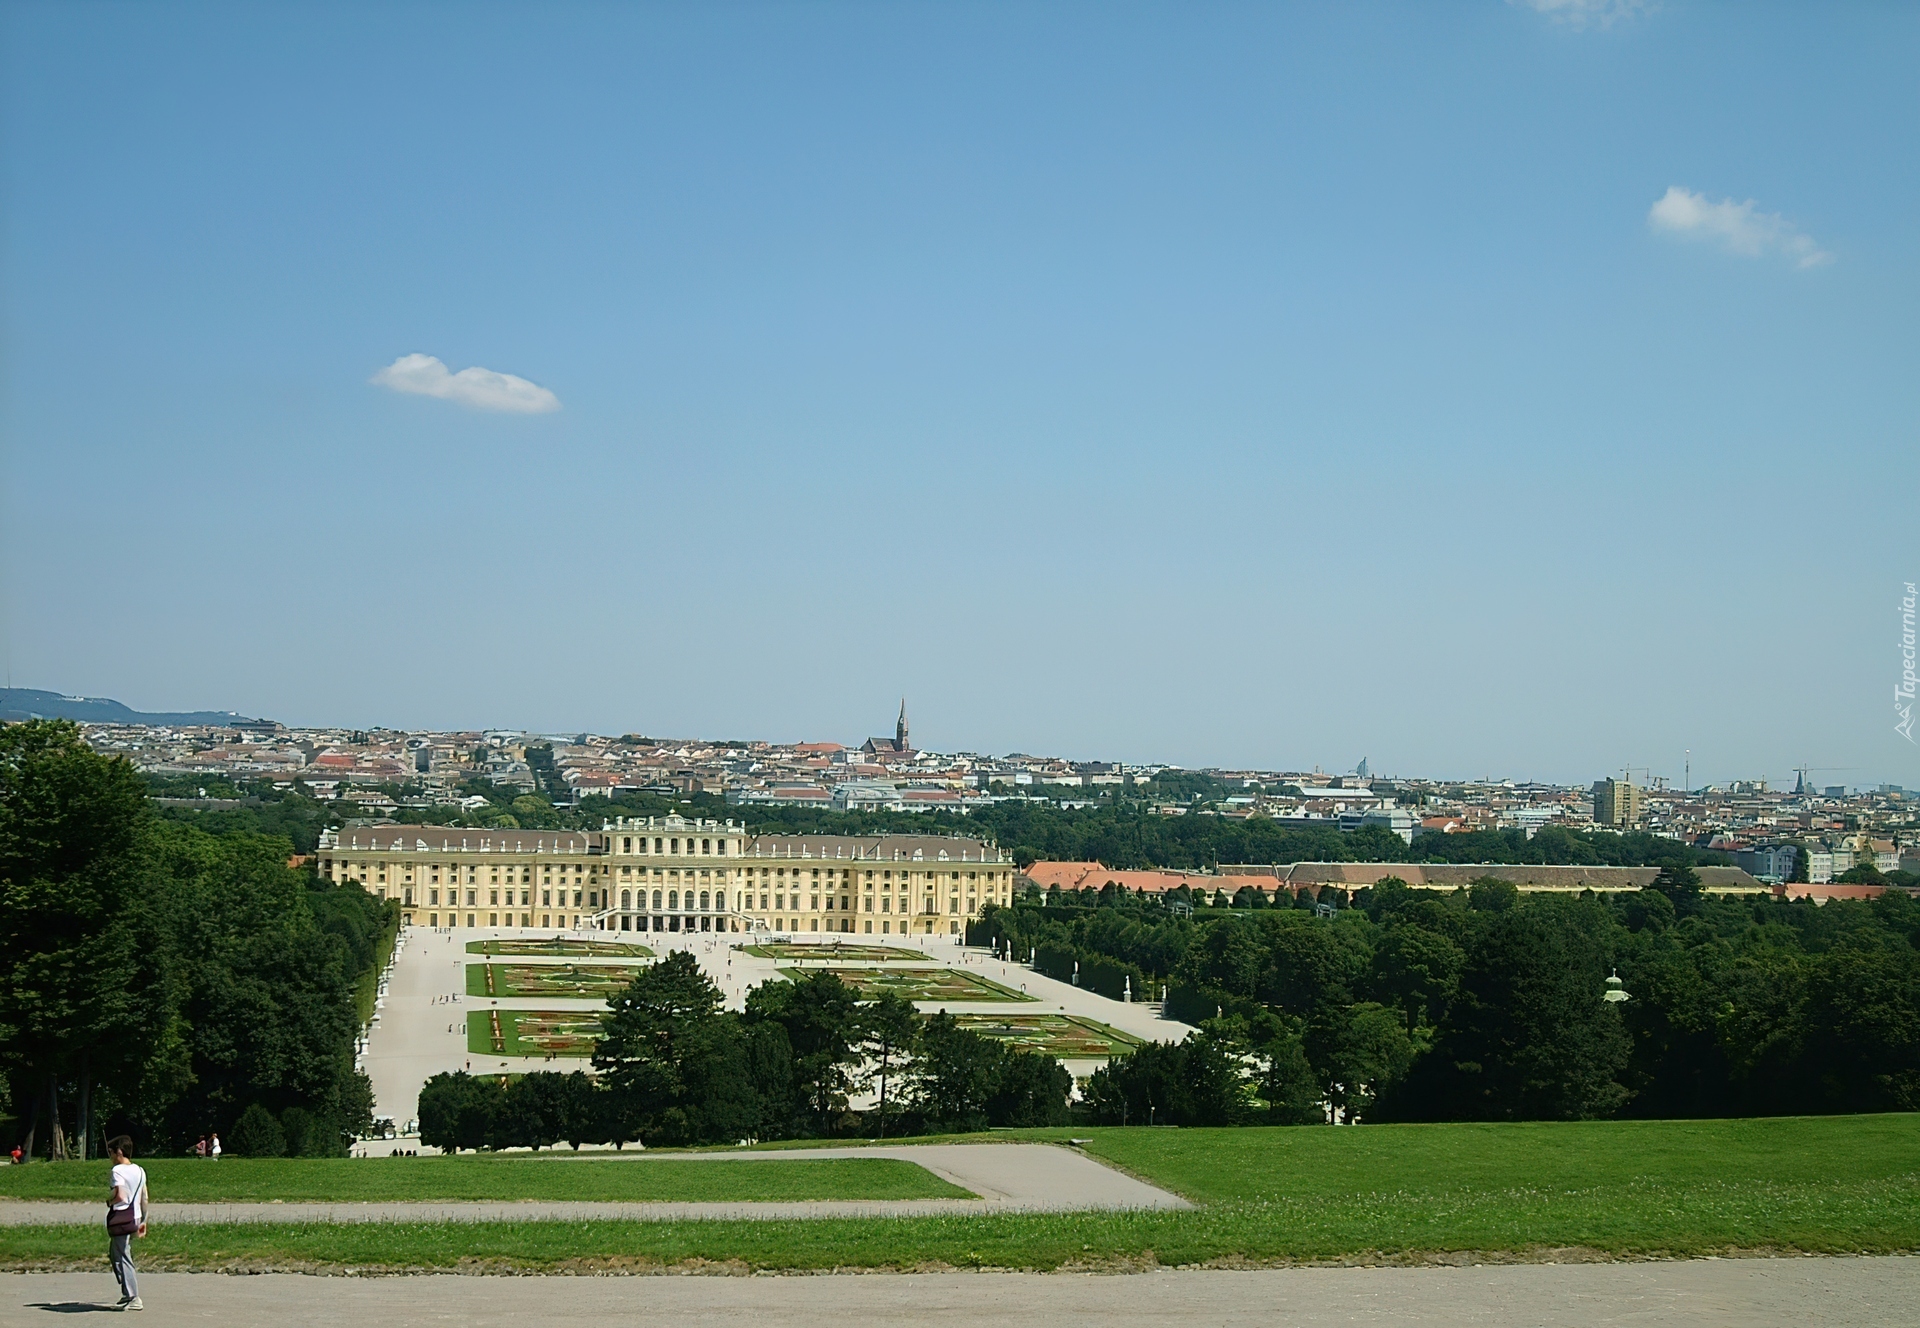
[316,814,1015,936]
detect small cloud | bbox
[1512,0,1652,30]
[1647,187,1833,269]
[371,353,561,413]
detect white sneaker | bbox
[123,1298,143,1311]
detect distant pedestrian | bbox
[105,1135,147,1311]
[9,1144,20,1165]
[194,1137,206,1159]
[209,1134,221,1161]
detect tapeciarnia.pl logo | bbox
[1899,582,1917,743]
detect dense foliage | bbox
[1,722,390,1159]
[982,869,1920,1123]
[416,956,1071,1152]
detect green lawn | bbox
[5,1115,1915,1272]
[0,1157,968,1204]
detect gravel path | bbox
[0,1143,1188,1224]
[5,1260,1915,1327]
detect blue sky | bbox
[3,1,1916,787]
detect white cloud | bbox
[370,353,561,413]
[1512,0,1652,30]
[1647,186,1833,269]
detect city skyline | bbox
[4,4,1917,787]
[6,684,1887,797]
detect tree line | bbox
[980,869,1920,1122]
[417,953,1071,1151]
[1,722,389,1160]
[149,764,1734,872]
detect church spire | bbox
[897,697,909,749]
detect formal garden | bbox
[467,938,653,958]
[467,1009,605,1058]
[779,966,1034,1002]
[953,1013,1143,1058]
[467,962,649,998]
[741,941,929,962]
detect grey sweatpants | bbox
[109,1233,137,1300]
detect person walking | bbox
[105,1135,147,1311]
[208,1133,221,1161]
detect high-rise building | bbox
[1591,777,1644,828]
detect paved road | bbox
[0,1143,1188,1225]
[5,1260,1915,1326]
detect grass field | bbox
[466,963,645,999]
[467,939,653,958]
[467,1009,603,1057]
[778,967,1035,1002]
[740,942,930,962]
[5,1116,1915,1273]
[953,1013,1142,1058]
[0,1157,969,1204]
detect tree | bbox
[1650,864,1705,917]
[986,1048,1073,1126]
[154,824,377,1150]
[595,952,768,1146]
[1081,1034,1243,1127]
[1372,922,1464,1030]
[594,951,724,1134]
[909,1012,1001,1132]
[0,721,178,1161]
[1379,900,1629,1122]
[744,970,862,1135]
[555,1071,602,1149]
[1215,1012,1321,1124]
[1315,1001,1417,1121]
[417,1072,503,1153]
[857,992,918,1139]
[1798,944,1920,1111]
[494,1072,570,1150]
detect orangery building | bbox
[316,814,1016,936]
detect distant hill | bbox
[0,687,274,728]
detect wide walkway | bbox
[0,1143,1188,1225]
[5,1259,1915,1326]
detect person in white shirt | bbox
[105,1136,147,1311]
[209,1133,221,1160]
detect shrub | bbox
[228,1103,286,1157]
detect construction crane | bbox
[1792,765,1853,796]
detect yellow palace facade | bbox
[316,814,1016,936]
